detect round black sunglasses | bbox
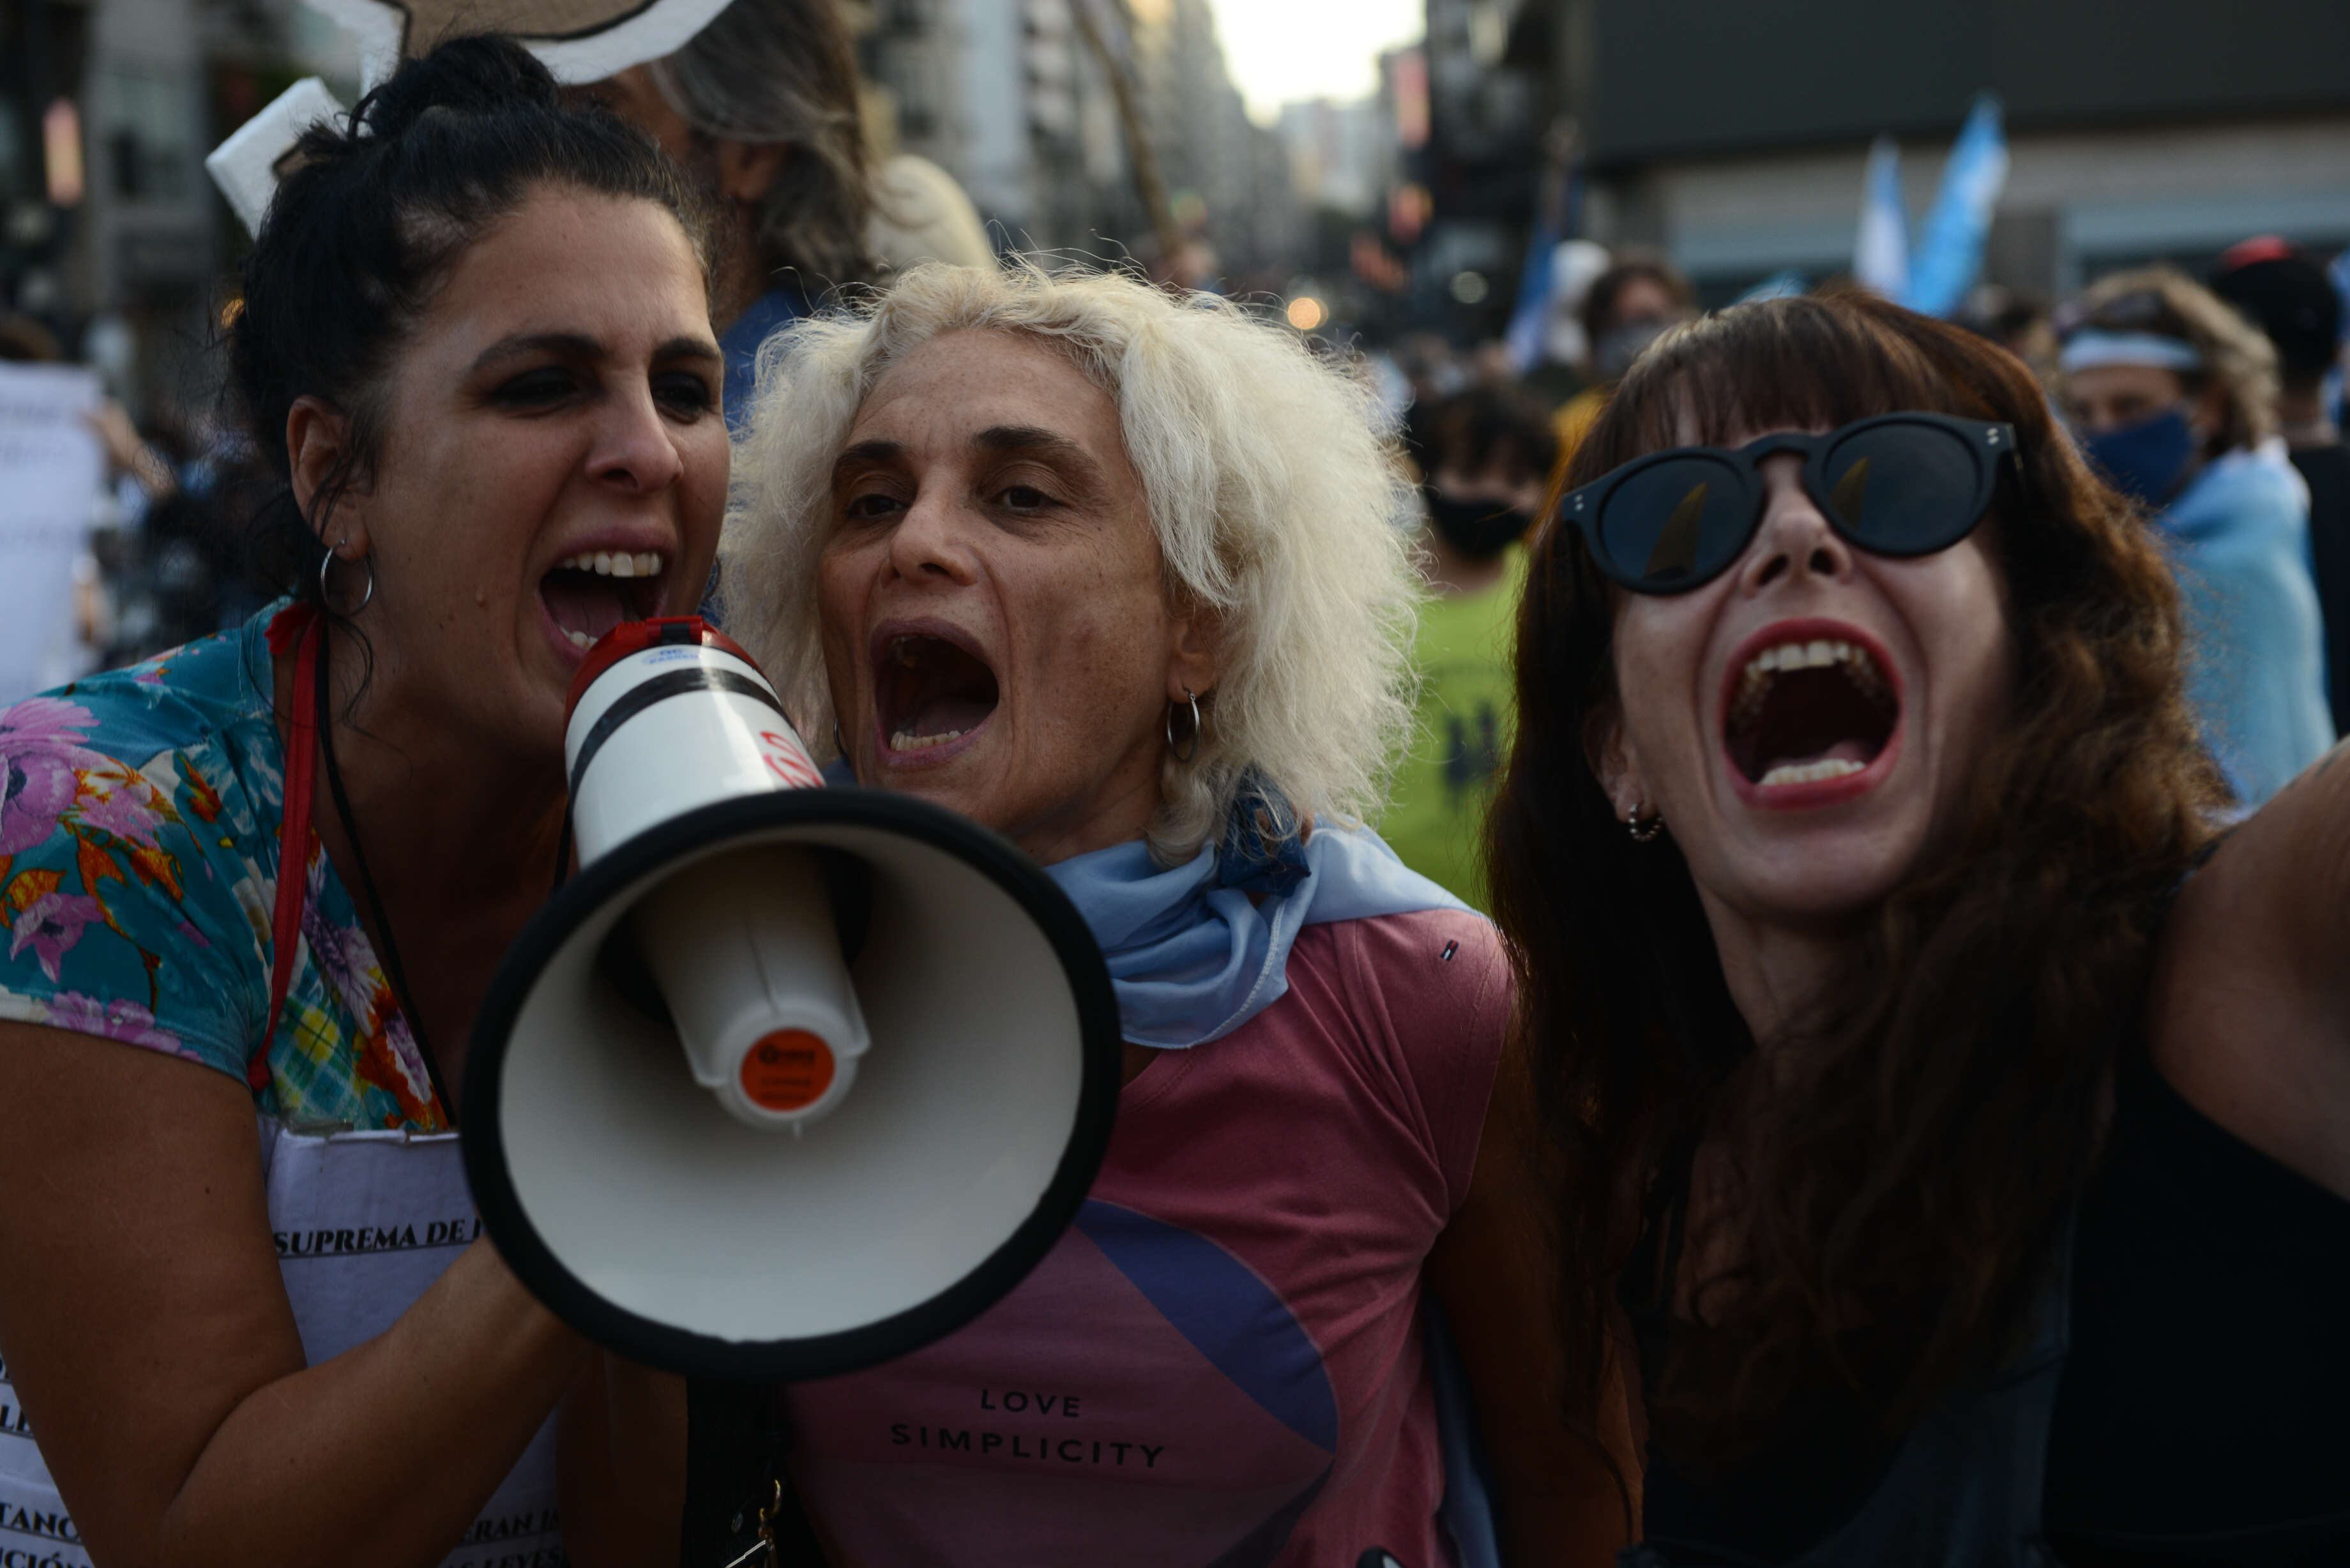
[1555,412,2017,594]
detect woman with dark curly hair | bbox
[1489,288,2350,1564]
[0,36,718,1566]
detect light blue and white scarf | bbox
[1042,777,1466,1048]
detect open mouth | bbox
[1724,635,1899,789]
[540,549,669,652]
[876,630,999,756]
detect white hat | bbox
[208,0,738,235]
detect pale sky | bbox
[1202,0,1425,124]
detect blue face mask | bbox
[2081,405,2197,510]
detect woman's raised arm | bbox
[2150,738,2350,1202]
[0,1024,586,1568]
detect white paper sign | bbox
[206,77,345,238]
[0,365,103,709]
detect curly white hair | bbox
[719,259,1422,865]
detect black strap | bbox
[314,628,459,1126]
[681,1380,826,1566]
[550,801,575,896]
[567,668,786,801]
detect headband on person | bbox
[2058,329,2206,375]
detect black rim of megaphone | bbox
[460,788,1124,1382]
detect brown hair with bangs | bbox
[1487,289,2227,1479]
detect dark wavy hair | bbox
[229,34,715,612]
[1486,289,2225,1477]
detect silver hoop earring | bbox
[1165,686,1204,764]
[1625,803,1664,843]
[319,546,375,614]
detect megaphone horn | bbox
[463,618,1122,1381]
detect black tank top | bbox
[1625,1052,2350,1566]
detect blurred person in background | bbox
[2060,268,2331,804]
[0,40,720,1564]
[1396,331,1469,403]
[1553,253,1698,482]
[1469,339,1523,388]
[79,401,182,671]
[1961,285,2059,389]
[865,151,997,275]
[0,312,64,365]
[572,0,871,422]
[86,398,179,509]
[1524,239,1616,408]
[720,260,1629,1567]
[102,427,285,667]
[2213,237,2350,737]
[1384,386,1559,908]
[1393,333,1469,481]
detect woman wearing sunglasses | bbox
[1492,289,2350,1564]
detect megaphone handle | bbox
[683,1380,826,1566]
[722,1522,775,1568]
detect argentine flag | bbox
[1906,94,2011,318]
[1854,136,1909,300]
[1853,94,2010,319]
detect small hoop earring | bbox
[1625,803,1664,843]
[319,545,374,614]
[1165,686,1203,764]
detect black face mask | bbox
[1425,490,1535,559]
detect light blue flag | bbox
[1854,135,1909,300]
[1902,93,2010,319]
[1738,269,1810,305]
[1503,148,1586,373]
[1503,222,1559,374]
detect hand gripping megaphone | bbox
[461,619,1121,1379]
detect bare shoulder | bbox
[2148,739,2350,1200]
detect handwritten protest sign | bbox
[0,363,102,707]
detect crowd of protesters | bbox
[0,13,2346,1565]
[22,222,2350,848]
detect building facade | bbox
[1419,0,2350,320]
[860,0,1291,277]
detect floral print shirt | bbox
[0,604,446,1131]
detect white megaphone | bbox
[462,618,1121,1380]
